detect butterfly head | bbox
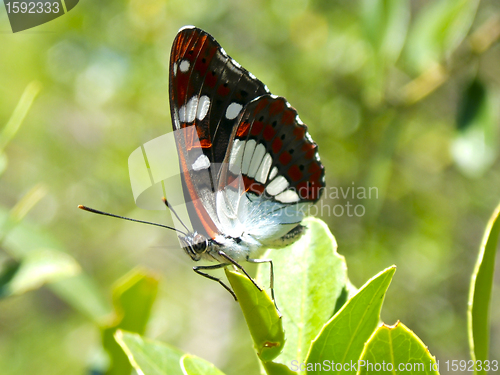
[179,232,210,261]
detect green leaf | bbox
[361,0,410,64]
[102,268,159,375]
[0,259,21,297]
[0,152,7,177]
[0,184,47,245]
[406,0,480,73]
[305,266,396,375]
[0,248,80,297]
[0,81,41,154]
[181,354,226,375]
[262,361,298,375]
[259,217,347,366]
[358,322,439,375]
[468,202,500,372]
[0,207,111,321]
[115,330,184,375]
[456,79,487,132]
[225,268,285,362]
[451,79,498,177]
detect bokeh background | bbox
[1,0,499,374]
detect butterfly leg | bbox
[193,263,237,301]
[246,257,280,315]
[217,250,263,292]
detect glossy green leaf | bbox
[262,361,298,375]
[115,330,184,375]
[102,268,159,375]
[258,217,347,366]
[468,202,500,372]
[358,322,439,375]
[226,268,285,362]
[305,266,396,374]
[0,248,80,297]
[181,354,226,375]
[406,0,480,73]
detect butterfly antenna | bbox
[78,205,187,236]
[162,197,190,233]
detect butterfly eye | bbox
[192,239,208,254]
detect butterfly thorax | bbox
[179,230,268,263]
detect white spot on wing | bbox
[231,58,241,69]
[266,175,289,196]
[247,143,266,178]
[255,153,272,183]
[241,139,256,174]
[173,62,178,76]
[197,95,210,120]
[178,106,186,122]
[179,59,190,73]
[226,103,243,120]
[229,139,245,174]
[269,166,278,181]
[192,154,210,171]
[275,189,300,203]
[179,96,198,123]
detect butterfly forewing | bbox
[169,26,269,169]
[169,26,270,237]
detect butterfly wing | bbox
[217,95,325,245]
[169,26,269,237]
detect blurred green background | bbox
[0,0,499,374]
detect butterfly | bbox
[80,26,325,303]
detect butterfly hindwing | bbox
[221,95,325,205]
